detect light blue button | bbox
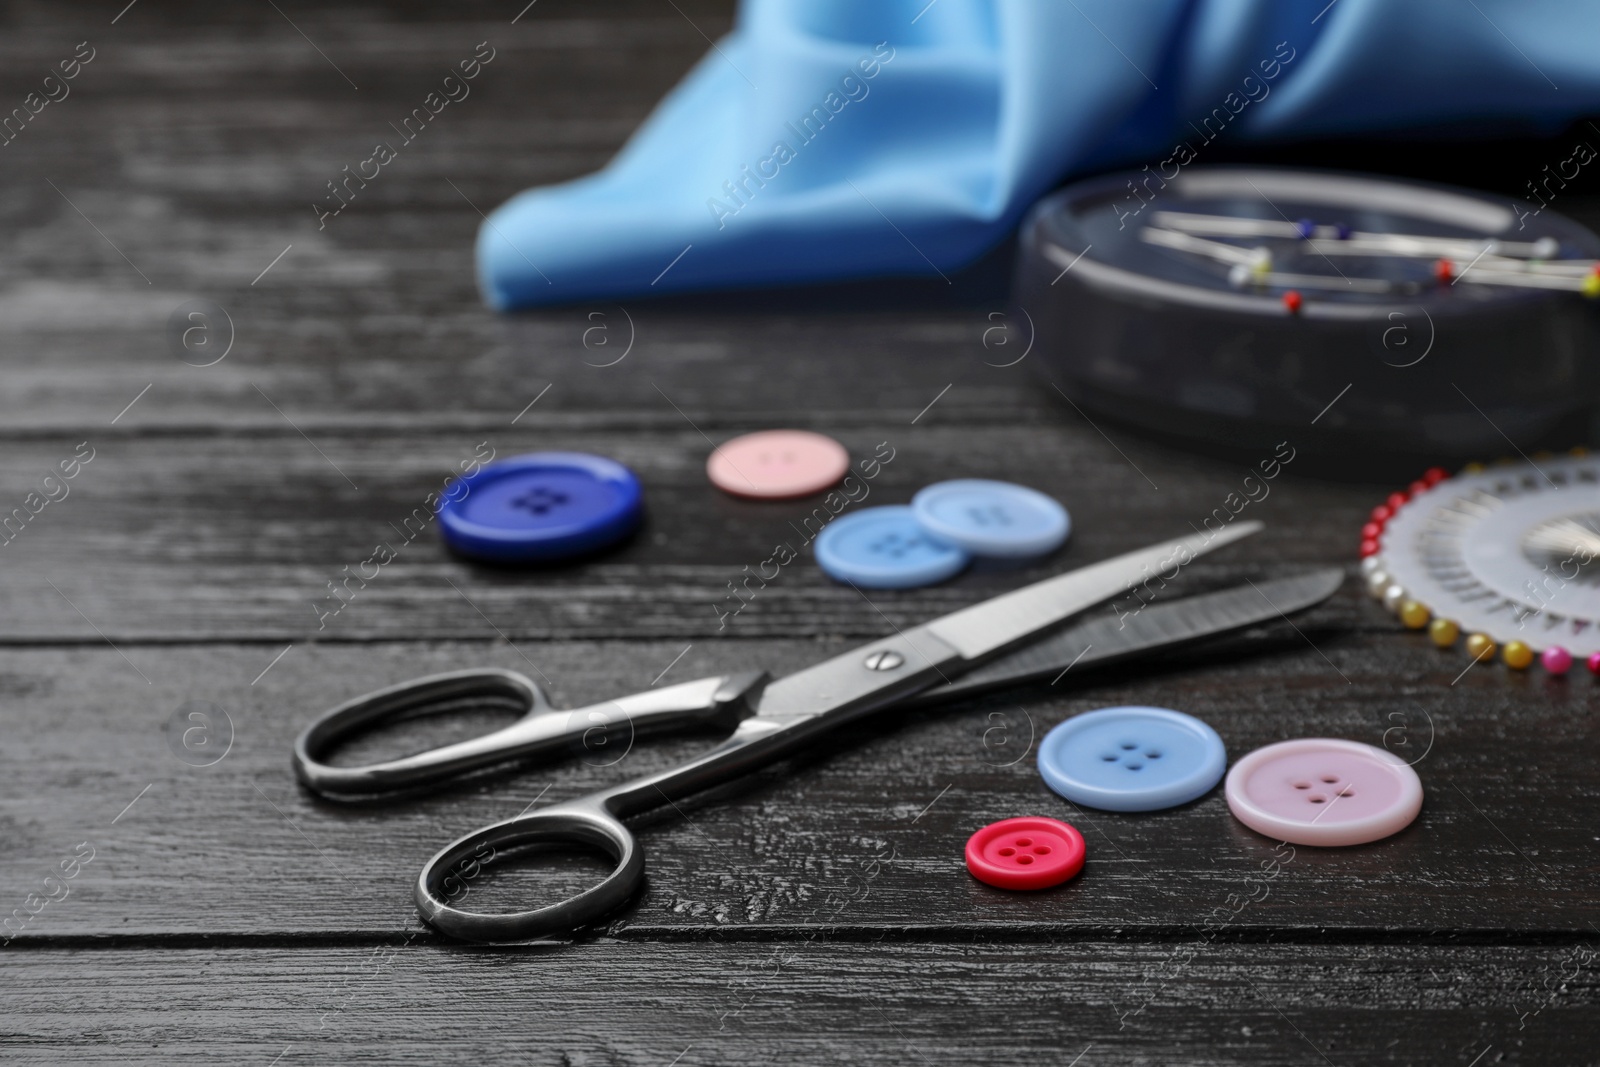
[1038,706,1226,812]
[911,479,1069,558]
[813,506,970,589]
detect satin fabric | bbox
[478,0,1600,308]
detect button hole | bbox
[998,847,1015,857]
[1016,855,1034,865]
[1034,846,1051,855]
[1309,796,1326,804]
[1293,782,1311,790]
[1014,838,1033,847]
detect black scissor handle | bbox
[415,799,641,943]
[293,668,767,797]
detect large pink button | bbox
[706,430,850,500]
[1224,738,1423,847]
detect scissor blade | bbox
[918,520,1263,661]
[902,567,1343,708]
[749,521,1261,722]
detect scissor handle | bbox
[411,714,791,941]
[411,709,844,941]
[415,798,641,942]
[293,667,767,797]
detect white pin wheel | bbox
[1378,455,1600,658]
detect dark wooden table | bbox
[4,3,1597,1063]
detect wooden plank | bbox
[0,426,1380,641]
[4,941,1595,1064]
[2,2,1596,1060]
[0,1,753,431]
[0,308,1050,435]
[2,637,1594,940]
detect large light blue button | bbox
[813,505,970,589]
[911,479,1069,558]
[1038,706,1226,812]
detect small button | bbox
[911,479,1069,558]
[965,816,1086,890]
[1037,706,1226,812]
[438,452,644,563]
[1224,738,1423,847]
[707,430,851,500]
[813,505,970,589]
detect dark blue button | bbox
[438,452,643,563]
[812,505,970,589]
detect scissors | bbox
[293,520,1341,942]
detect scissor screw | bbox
[864,650,904,671]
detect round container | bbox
[1013,166,1600,467]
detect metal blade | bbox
[903,567,1343,709]
[916,520,1264,661]
[749,521,1263,723]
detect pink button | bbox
[1224,738,1423,847]
[706,430,850,500]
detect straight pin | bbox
[1150,210,1563,260]
[1140,222,1600,298]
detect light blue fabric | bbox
[479,0,1600,309]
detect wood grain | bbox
[1,637,1594,940]
[0,427,1384,641]
[4,0,1600,1061]
[5,942,1596,1065]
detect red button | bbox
[964,816,1085,890]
